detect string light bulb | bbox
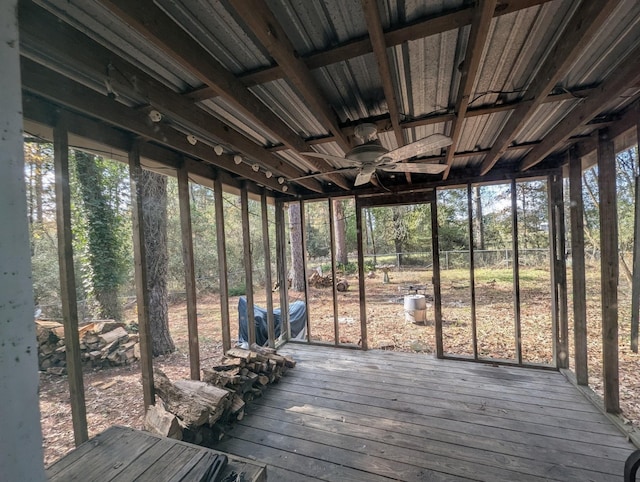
[265,170,273,179]
[214,145,224,156]
[187,134,197,145]
[233,154,242,165]
[277,177,285,184]
[148,110,162,123]
[252,164,260,172]
[282,185,289,192]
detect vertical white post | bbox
[0,2,47,479]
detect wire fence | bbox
[354,248,551,270]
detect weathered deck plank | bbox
[46,426,267,481]
[214,343,636,481]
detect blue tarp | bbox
[238,296,307,346]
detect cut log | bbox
[225,348,254,361]
[336,278,349,292]
[250,344,276,355]
[202,367,241,387]
[145,403,183,440]
[153,370,232,428]
[98,326,128,345]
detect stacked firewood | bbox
[308,271,349,291]
[36,320,139,375]
[146,345,295,445]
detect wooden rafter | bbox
[228,0,351,153]
[360,0,408,181]
[520,42,640,171]
[189,0,553,100]
[19,2,322,193]
[304,87,597,148]
[99,0,350,190]
[480,0,620,175]
[442,0,497,180]
[20,59,307,194]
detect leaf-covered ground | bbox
[39,266,640,466]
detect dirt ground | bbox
[39,266,640,466]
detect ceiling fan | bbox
[297,123,452,186]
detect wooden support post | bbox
[467,184,478,359]
[261,193,276,348]
[569,149,589,384]
[53,118,89,445]
[214,176,231,353]
[431,197,443,358]
[511,180,523,364]
[177,164,200,379]
[0,5,46,475]
[275,200,290,340]
[597,129,620,413]
[329,199,340,345]
[631,118,640,353]
[299,201,311,342]
[355,199,368,350]
[128,140,155,409]
[549,172,569,369]
[240,183,255,346]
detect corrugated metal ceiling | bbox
[23,0,640,194]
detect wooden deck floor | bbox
[214,343,636,481]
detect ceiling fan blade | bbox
[288,167,358,182]
[379,163,448,174]
[382,134,453,163]
[354,165,377,186]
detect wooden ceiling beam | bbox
[23,93,275,197]
[360,0,409,182]
[520,43,640,171]
[98,0,350,190]
[228,0,351,154]
[18,2,323,193]
[442,0,497,180]
[338,86,595,137]
[479,0,621,175]
[187,0,553,102]
[20,59,302,195]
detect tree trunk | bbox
[366,209,377,265]
[333,199,348,266]
[74,151,123,321]
[475,186,485,250]
[33,159,44,224]
[288,203,305,292]
[392,207,403,267]
[141,170,175,356]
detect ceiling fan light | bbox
[233,154,242,165]
[214,145,224,156]
[187,134,197,145]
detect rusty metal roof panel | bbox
[264,0,368,55]
[401,29,461,121]
[461,111,513,152]
[471,1,576,105]
[198,96,280,147]
[36,0,202,91]
[514,99,582,144]
[454,154,484,169]
[155,0,271,74]
[564,0,640,88]
[313,54,388,125]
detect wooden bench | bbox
[46,425,266,481]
